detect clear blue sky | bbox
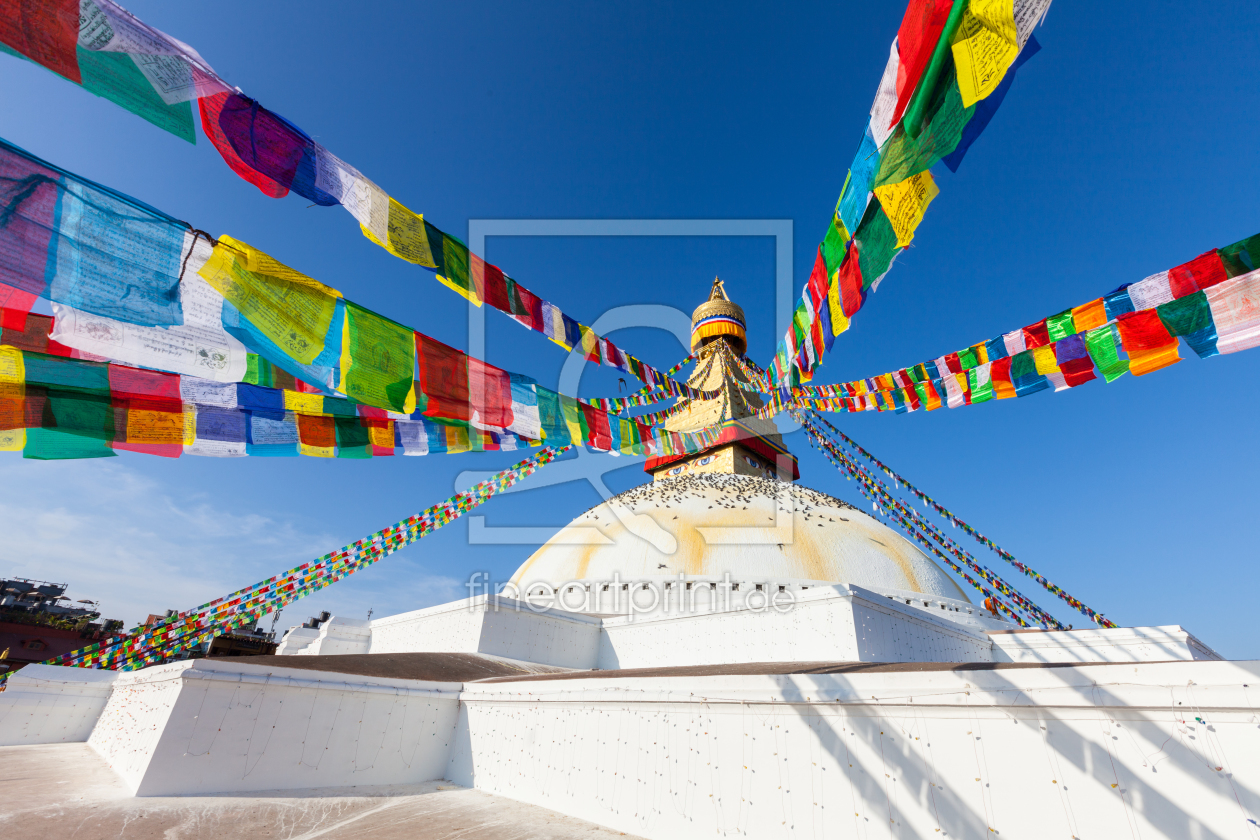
[1,1,1257,656]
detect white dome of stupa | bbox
[510,473,969,601]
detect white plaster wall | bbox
[850,595,993,663]
[91,658,461,796]
[367,596,600,670]
[450,660,1260,840]
[0,664,118,746]
[275,626,319,655]
[598,586,992,669]
[368,598,487,654]
[476,604,600,670]
[991,625,1224,664]
[88,660,187,792]
[300,616,372,656]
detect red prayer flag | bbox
[808,247,829,313]
[0,284,37,331]
[838,246,865,317]
[579,403,612,451]
[0,0,80,83]
[1058,356,1097,388]
[1116,310,1181,376]
[510,279,545,332]
[1168,250,1229,299]
[943,352,962,374]
[990,357,1016,399]
[891,0,954,129]
[482,264,511,312]
[1023,319,1050,349]
[416,333,470,422]
[2,313,72,356]
[468,356,512,430]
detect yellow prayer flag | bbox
[385,198,436,268]
[0,346,24,384]
[872,171,939,248]
[0,428,25,451]
[828,270,851,337]
[284,390,326,416]
[300,441,335,458]
[951,0,1019,108]
[199,237,340,366]
[368,423,395,449]
[1031,345,1059,375]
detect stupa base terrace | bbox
[2,584,1252,840]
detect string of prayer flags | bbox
[0,138,724,437]
[768,0,1049,387]
[0,6,702,401]
[0,331,724,462]
[11,444,572,679]
[795,231,1260,417]
[0,0,222,142]
[800,412,1037,627]
[803,409,1116,628]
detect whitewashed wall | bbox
[367,596,601,670]
[88,660,186,792]
[598,586,993,669]
[0,664,118,746]
[450,659,1260,840]
[88,658,460,796]
[297,616,372,656]
[991,625,1223,663]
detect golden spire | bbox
[691,277,747,356]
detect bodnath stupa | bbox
[512,277,970,610]
[1,283,1250,840]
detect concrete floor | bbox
[0,743,642,840]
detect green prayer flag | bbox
[339,303,416,412]
[1085,324,1129,383]
[0,43,195,143]
[821,212,849,276]
[1218,232,1260,278]
[24,426,116,460]
[1046,309,1076,341]
[1156,292,1213,336]
[875,63,973,189]
[957,347,979,371]
[968,367,993,403]
[334,415,372,458]
[855,203,899,288]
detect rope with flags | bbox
[0,445,572,686]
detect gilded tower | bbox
[644,278,799,482]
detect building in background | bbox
[0,578,124,675]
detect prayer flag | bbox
[891,0,956,128]
[1168,250,1228,298]
[872,171,939,247]
[1084,324,1129,383]
[950,0,1019,108]
[338,303,416,413]
[1116,310,1180,376]
[1204,269,1260,355]
[0,0,80,83]
[1156,291,1218,358]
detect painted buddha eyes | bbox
[744,455,760,468]
[697,455,714,466]
[669,466,685,476]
